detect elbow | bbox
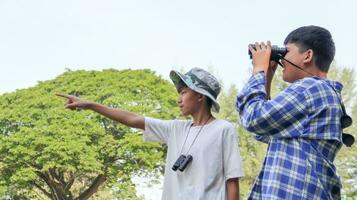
[240,116,267,135]
[240,114,259,132]
[243,122,258,133]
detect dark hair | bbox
[284,25,335,72]
[177,80,188,92]
[206,98,213,110]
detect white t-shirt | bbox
[144,117,244,200]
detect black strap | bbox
[278,56,354,147]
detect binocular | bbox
[248,44,288,62]
[341,103,354,147]
[172,154,193,172]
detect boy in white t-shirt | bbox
[57,68,244,200]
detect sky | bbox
[0,1,356,198]
[1,0,356,95]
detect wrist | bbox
[86,101,98,110]
[253,61,269,74]
[253,67,266,74]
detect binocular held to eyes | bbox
[172,154,193,172]
[248,44,288,63]
[247,43,355,147]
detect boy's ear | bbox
[197,93,205,102]
[303,49,314,64]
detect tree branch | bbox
[36,171,58,199]
[33,181,52,199]
[49,168,66,186]
[65,172,76,191]
[75,174,107,200]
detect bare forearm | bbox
[89,102,145,130]
[227,178,239,200]
[265,78,272,100]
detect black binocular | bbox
[172,154,193,172]
[248,44,288,63]
[341,103,355,147]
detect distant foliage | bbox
[0,69,179,199]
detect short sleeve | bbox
[144,117,173,144]
[223,125,244,180]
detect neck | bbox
[283,58,327,79]
[301,65,327,79]
[315,70,327,78]
[191,109,214,126]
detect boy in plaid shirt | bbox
[236,25,343,199]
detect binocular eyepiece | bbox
[248,44,288,62]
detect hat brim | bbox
[169,70,220,113]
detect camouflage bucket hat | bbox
[169,67,221,113]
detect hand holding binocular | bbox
[248,44,288,63]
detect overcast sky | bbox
[1,0,356,94]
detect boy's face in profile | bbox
[177,86,200,116]
[281,42,308,83]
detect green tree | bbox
[345,102,357,197]
[0,69,180,199]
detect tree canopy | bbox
[0,69,180,199]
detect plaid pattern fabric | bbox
[236,72,343,200]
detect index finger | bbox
[55,93,72,99]
[248,44,256,53]
[267,41,272,49]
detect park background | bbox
[0,0,356,199]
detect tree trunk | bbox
[75,174,107,200]
[37,171,106,200]
[37,171,74,200]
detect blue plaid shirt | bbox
[236,72,343,200]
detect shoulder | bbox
[288,77,319,92]
[284,77,331,97]
[171,119,192,127]
[287,77,342,107]
[298,77,340,98]
[214,119,234,127]
[290,76,337,92]
[213,119,237,133]
[145,117,191,127]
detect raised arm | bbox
[56,93,145,130]
[248,41,277,100]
